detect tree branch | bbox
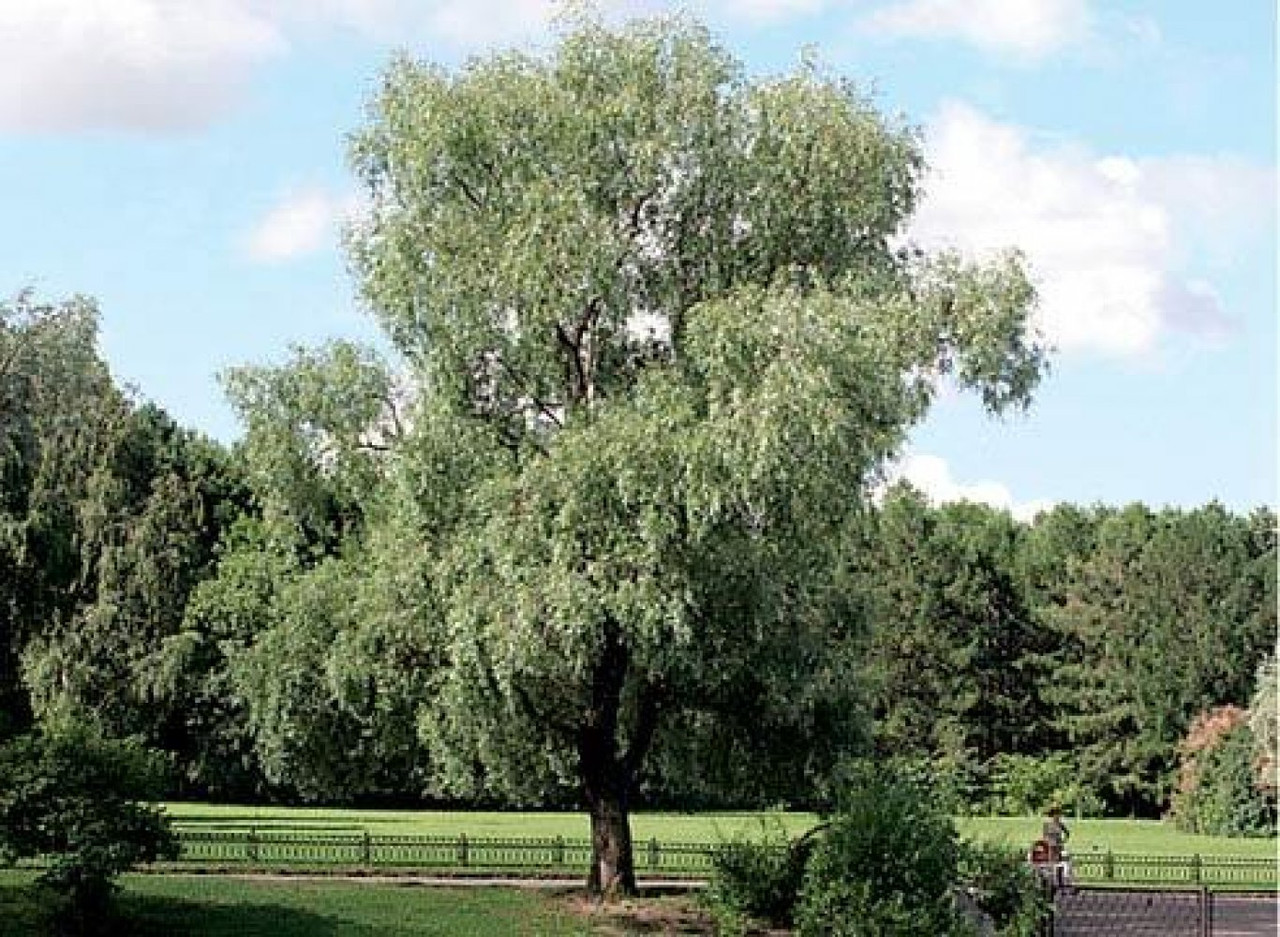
[515,682,579,746]
[491,354,564,429]
[455,174,484,211]
[623,678,665,786]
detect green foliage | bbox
[1249,654,1277,797]
[1173,720,1275,837]
[346,10,1043,890]
[1045,504,1276,815]
[859,488,1055,766]
[795,766,968,936]
[705,817,812,927]
[988,752,1099,817]
[0,721,178,925]
[957,841,1050,937]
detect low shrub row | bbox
[707,765,1050,936]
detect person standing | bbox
[1042,806,1069,862]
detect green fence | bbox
[169,828,715,876]
[1068,850,1277,890]
[158,829,1276,890]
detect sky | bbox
[1,0,1274,517]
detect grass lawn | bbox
[0,871,591,936]
[163,803,1274,858]
[957,817,1278,858]
[162,802,819,843]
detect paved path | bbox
[1054,889,1277,936]
[148,871,704,891]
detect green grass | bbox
[956,817,1278,858]
[0,871,588,936]
[163,803,1274,858]
[162,802,819,842]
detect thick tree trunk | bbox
[578,622,649,898]
[586,782,636,897]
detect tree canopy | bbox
[344,13,1045,894]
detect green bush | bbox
[958,840,1051,937]
[704,817,812,928]
[988,752,1099,817]
[795,765,969,936]
[1174,723,1276,837]
[0,721,179,930]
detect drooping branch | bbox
[623,678,665,786]
[515,681,579,746]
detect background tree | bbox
[158,341,431,801]
[1047,504,1275,814]
[347,14,1044,894]
[859,487,1049,766]
[0,294,128,738]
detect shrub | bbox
[1173,706,1276,837]
[958,840,1051,937]
[0,720,179,930]
[704,816,812,928]
[988,752,1099,817]
[795,765,969,936]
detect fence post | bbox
[362,830,372,867]
[247,827,259,864]
[648,838,660,870]
[458,833,469,867]
[554,835,565,866]
[1104,849,1114,881]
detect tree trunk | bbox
[586,782,636,897]
[579,622,643,898]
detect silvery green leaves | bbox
[343,14,1046,893]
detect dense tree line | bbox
[858,487,1275,818]
[2,295,1271,826]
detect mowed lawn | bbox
[0,871,588,937]
[163,803,1275,857]
[162,803,819,842]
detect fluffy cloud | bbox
[888,453,1053,522]
[909,102,1268,357]
[243,186,360,263]
[0,0,284,132]
[0,0,564,134]
[862,0,1092,61]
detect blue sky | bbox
[1,0,1274,515]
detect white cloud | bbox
[244,186,360,263]
[0,0,284,132]
[418,0,558,48]
[888,453,1053,522]
[716,0,827,24]
[862,0,1092,61]
[908,101,1264,357]
[0,0,566,134]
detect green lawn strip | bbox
[956,817,1277,859]
[161,803,819,842]
[0,870,589,937]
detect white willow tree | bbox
[348,15,1045,895]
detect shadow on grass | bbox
[0,887,349,937]
[122,892,353,937]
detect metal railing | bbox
[1068,850,1275,890]
[167,828,716,876]
[157,829,1276,890]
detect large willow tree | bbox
[349,15,1045,895]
